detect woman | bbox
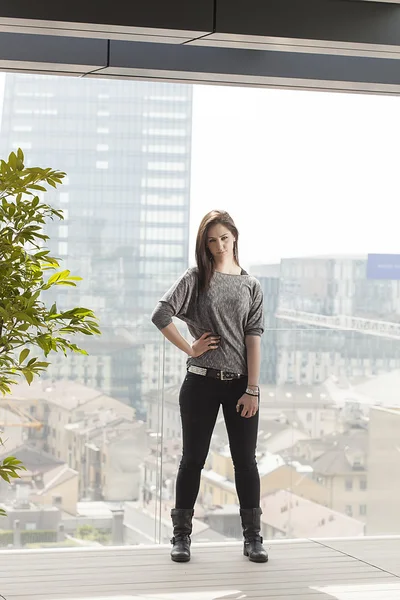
[151,210,268,564]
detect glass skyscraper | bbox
[0,74,192,409]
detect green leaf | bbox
[9,152,17,170]
[2,457,24,466]
[47,272,62,285]
[22,370,34,385]
[28,184,47,192]
[36,337,51,354]
[55,281,77,287]
[14,312,36,325]
[19,348,30,364]
[57,270,71,280]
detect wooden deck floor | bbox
[0,537,400,600]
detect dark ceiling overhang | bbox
[2,0,400,93]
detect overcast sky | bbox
[1,73,399,270]
[190,84,400,269]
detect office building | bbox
[276,256,400,384]
[0,74,192,407]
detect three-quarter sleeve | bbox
[151,301,175,330]
[151,269,195,331]
[244,282,264,336]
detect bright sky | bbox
[190,84,400,269]
[1,72,399,270]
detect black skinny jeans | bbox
[175,372,261,510]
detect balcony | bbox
[2,69,400,600]
[1,537,400,599]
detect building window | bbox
[140,227,185,242]
[12,141,32,150]
[146,95,187,102]
[141,210,185,224]
[16,92,54,98]
[144,144,186,154]
[359,504,367,516]
[146,128,186,136]
[142,194,185,206]
[142,178,186,189]
[140,244,183,258]
[59,225,68,238]
[58,242,68,256]
[147,162,185,171]
[345,478,353,491]
[306,412,312,422]
[15,109,57,115]
[12,125,32,132]
[345,505,353,517]
[360,479,367,491]
[96,144,109,152]
[144,111,187,119]
[96,161,108,169]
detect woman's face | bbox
[206,223,236,260]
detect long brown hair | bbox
[195,210,240,292]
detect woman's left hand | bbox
[236,393,259,418]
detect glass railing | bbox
[2,323,400,547]
[154,325,400,543]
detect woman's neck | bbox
[214,259,241,275]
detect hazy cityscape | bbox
[1,72,400,549]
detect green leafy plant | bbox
[0,529,59,545]
[0,456,26,516]
[75,524,111,544]
[0,148,101,495]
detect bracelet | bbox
[245,387,259,397]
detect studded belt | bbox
[187,365,245,381]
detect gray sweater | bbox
[151,267,264,375]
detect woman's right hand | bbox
[190,332,220,358]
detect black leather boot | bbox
[170,508,194,563]
[240,508,268,563]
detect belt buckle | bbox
[220,371,234,381]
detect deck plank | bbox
[0,538,399,600]
[312,537,400,577]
